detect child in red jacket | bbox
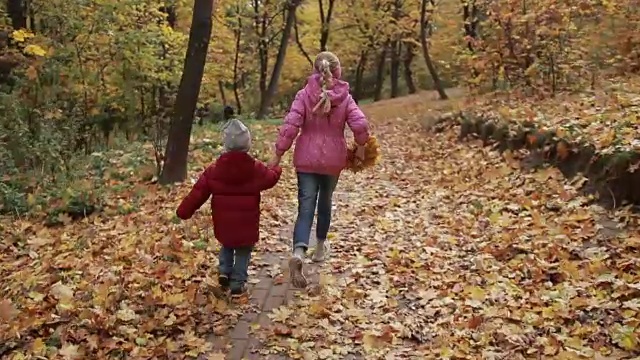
[176,118,282,297]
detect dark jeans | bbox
[218,246,252,290]
[292,172,339,251]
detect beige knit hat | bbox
[222,119,251,152]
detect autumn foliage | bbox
[460,0,640,93]
[1,0,640,354]
[347,136,381,173]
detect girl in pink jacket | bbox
[269,51,370,288]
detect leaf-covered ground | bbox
[252,92,640,359]
[2,90,640,359]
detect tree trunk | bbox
[318,0,335,51]
[420,0,448,100]
[6,0,27,29]
[158,6,176,113]
[462,0,478,52]
[389,40,400,98]
[257,0,301,119]
[403,42,417,94]
[255,1,269,103]
[232,3,243,114]
[218,80,227,105]
[232,35,242,112]
[389,0,402,98]
[354,50,368,102]
[159,0,214,185]
[374,42,388,101]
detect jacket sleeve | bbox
[275,90,305,156]
[176,169,212,220]
[254,161,282,191]
[345,95,370,146]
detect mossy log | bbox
[454,111,640,208]
[459,115,475,139]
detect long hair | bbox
[312,51,340,114]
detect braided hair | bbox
[312,52,340,114]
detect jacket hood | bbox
[210,151,255,184]
[304,73,350,108]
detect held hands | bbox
[268,146,364,167]
[268,154,281,168]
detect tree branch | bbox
[294,13,313,66]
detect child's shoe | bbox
[218,274,230,289]
[312,239,329,262]
[289,250,308,288]
[230,284,248,299]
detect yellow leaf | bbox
[488,212,501,224]
[542,306,555,319]
[23,44,47,57]
[164,292,185,305]
[28,291,45,302]
[363,333,382,351]
[467,286,486,301]
[618,334,638,351]
[31,338,46,355]
[439,346,453,358]
[612,324,638,351]
[26,193,36,206]
[11,29,34,42]
[10,352,26,360]
[524,62,538,77]
[563,336,584,350]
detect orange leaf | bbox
[272,324,292,336]
[467,315,484,329]
[556,141,570,160]
[0,299,18,321]
[25,65,38,80]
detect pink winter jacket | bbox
[275,73,370,176]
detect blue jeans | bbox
[218,246,252,290]
[293,172,339,251]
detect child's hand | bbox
[268,154,281,168]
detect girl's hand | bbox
[355,145,365,161]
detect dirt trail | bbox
[241,90,640,359]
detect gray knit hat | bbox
[222,119,251,152]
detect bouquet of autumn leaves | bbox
[346,136,380,172]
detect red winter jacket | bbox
[176,151,282,248]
